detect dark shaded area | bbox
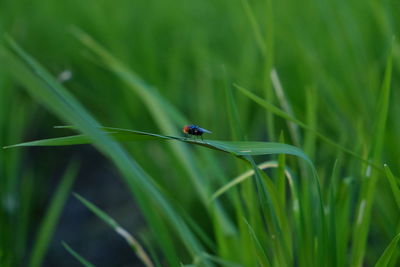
[25,141,146,266]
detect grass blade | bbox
[201,253,244,267]
[241,0,275,140]
[350,41,393,267]
[374,233,400,267]
[28,162,78,267]
[73,193,154,267]
[271,69,301,146]
[277,133,287,207]
[383,164,400,211]
[62,242,95,267]
[210,161,293,201]
[242,217,271,267]
[222,67,244,141]
[5,127,312,164]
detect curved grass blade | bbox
[5,127,311,165]
[375,233,400,267]
[3,128,172,148]
[73,193,154,267]
[62,242,95,267]
[210,161,294,201]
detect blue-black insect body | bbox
[182,125,212,140]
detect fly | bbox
[182,125,212,141]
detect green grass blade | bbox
[182,214,217,252]
[271,70,301,146]
[62,242,95,267]
[241,0,275,140]
[240,0,267,58]
[277,133,287,206]
[28,162,78,267]
[3,127,173,148]
[245,155,290,266]
[5,127,312,163]
[370,43,393,163]
[383,165,400,211]
[210,161,293,201]
[141,236,163,267]
[242,218,271,267]
[374,233,400,267]
[327,160,340,267]
[335,176,354,267]
[3,135,92,148]
[73,193,154,267]
[351,41,393,267]
[222,67,244,141]
[304,86,317,161]
[74,193,119,228]
[201,253,244,267]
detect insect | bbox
[182,125,212,141]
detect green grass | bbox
[73,193,154,267]
[62,242,95,267]
[28,162,78,267]
[1,0,400,266]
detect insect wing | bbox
[198,127,212,134]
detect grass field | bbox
[1,0,400,266]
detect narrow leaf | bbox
[5,127,312,164]
[375,233,400,267]
[74,193,154,267]
[28,162,78,267]
[383,164,400,211]
[62,242,95,267]
[211,161,293,201]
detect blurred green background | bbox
[1,0,400,266]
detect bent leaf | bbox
[5,126,311,164]
[210,161,294,201]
